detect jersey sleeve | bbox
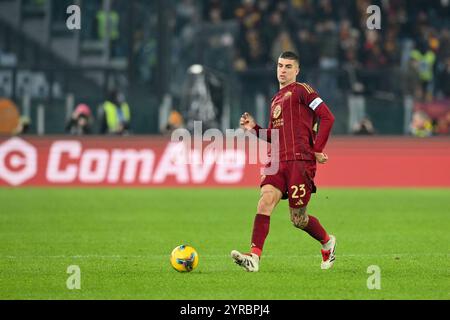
[298,83,323,111]
[253,123,271,143]
[298,83,335,153]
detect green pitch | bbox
[0,188,449,300]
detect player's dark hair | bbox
[279,51,299,65]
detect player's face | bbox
[277,58,299,87]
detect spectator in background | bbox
[436,28,450,98]
[402,57,422,99]
[261,11,283,53]
[295,29,319,69]
[96,4,121,57]
[436,57,450,98]
[316,19,339,70]
[235,0,261,31]
[288,0,315,31]
[383,28,401,66]
[362,30,387,69]
[100,90,131,135]
[410,110,433,137]
[235,0,270,68]
[243,28,267,68]
[233,48,248,71]
[162,110,184,136]
[13,116,31,135]
[316,19,339,100]
[410,40,436,101]
[433,111,450,135]
[65,104,93,135]
[437,29,450,66]
[270,30,297,63]
[352,117,375,135]
[338,19,359,64]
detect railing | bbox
[0,66,150,135]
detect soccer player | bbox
[231,51,336,272]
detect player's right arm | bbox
[240,112,271,142]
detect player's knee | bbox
[290,208,309,229]
[258,190,277,215]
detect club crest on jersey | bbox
[273,105,282,119]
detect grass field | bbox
[0,188,449,300]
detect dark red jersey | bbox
[254,82,335,162]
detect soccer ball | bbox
[170,245,199,272]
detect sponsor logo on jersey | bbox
[272,104,282,119]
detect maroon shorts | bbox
[260,160,317,208]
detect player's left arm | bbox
[313,101,335,163]
[298,84,335,162]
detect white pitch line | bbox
[0,253,448,259]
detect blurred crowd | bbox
[65,89,131,136]
[2,0,449,136]
[0,90,132,136]
[197,0,449,100]
[171,0,450,136]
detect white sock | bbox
[322,236,333,250]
